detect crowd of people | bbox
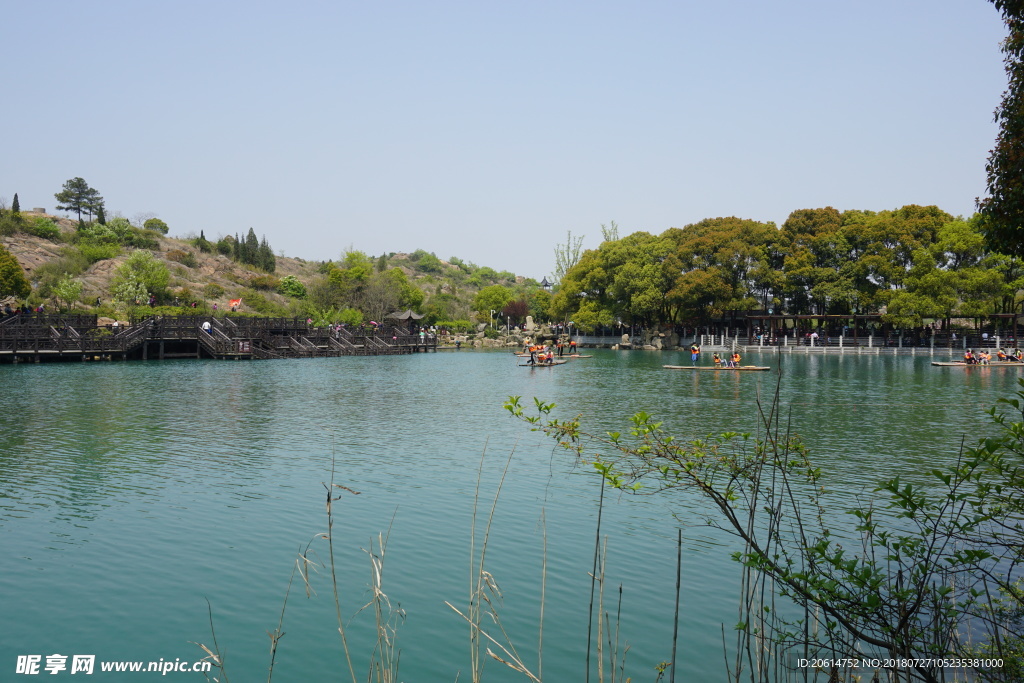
[3,303,44,316]
[522,338,578,364]
[963,348,1023,364]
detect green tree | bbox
[412,251,444,274]
[360,270,402,322]
[553,230,585,284]
[979,0,1024,257]
[258,236,276,273]
[52,273,83,311]
[144,218,169,234]
[193,230,213,253]
[328,250,374,307]
[0,244,30,299]
[528,289,552,322]
[245,228,259,264]
[110,251,170,304]
[383,267,424,311]
[277,274,307,298]
[472,285,514,319]
[111,274,148,310]
[605,231,676,323]
[11,193,20,214]
[306,275,343,311]
[55,177,104,222]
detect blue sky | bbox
[1,0,1008,279]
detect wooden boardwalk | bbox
[0,314,437,364]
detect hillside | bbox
[0,210,545,327]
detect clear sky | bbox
[0,0,1009,279]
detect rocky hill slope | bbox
[1,210,537,321]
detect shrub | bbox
[0,211,22,236]
[249,274,280,291]
[413,251,444,273]
[166,249,198,268]
[122,229,160,250]
[435,319,474,332]
[277,274,307,298]
[238,288,287,315]
[202,283,224,299]
[78,242,121,263]
[25,217,62,241]
[31,247,90,281]
[73,223,118,245]
[215,239,232,256]
[338,307,363,325]
[0,243,31,298]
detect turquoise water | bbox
[0,350,1020,681]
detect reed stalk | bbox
[449,444,542,682]
[670,528,681,683]
[323,448,359,683]
[587,476,606,683]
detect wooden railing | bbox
[0,314,436,360]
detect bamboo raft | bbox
[931,361,1024,367]
[664,365,771,372]
[519,360,568,367]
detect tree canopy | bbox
[110,250,170,307]
[0,244,31,299]
[550,207,1020,330]
[979,0,1024,257]
[55,177,104,223]
[144,218,169,234]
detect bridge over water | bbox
[0,314,436,364]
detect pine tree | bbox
[95,204,106,225]
[85,188,104,222]
[258,236,276,273]
[11,193,20,214]
[245,228,259,266]
[55,177,101,222]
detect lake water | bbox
[1,350,1020,681]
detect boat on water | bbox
[931,361,1024,367]
[664,365,771,372]
[519,360,568,367]
[567,354,593,358]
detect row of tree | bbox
[549,206,1024,331]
